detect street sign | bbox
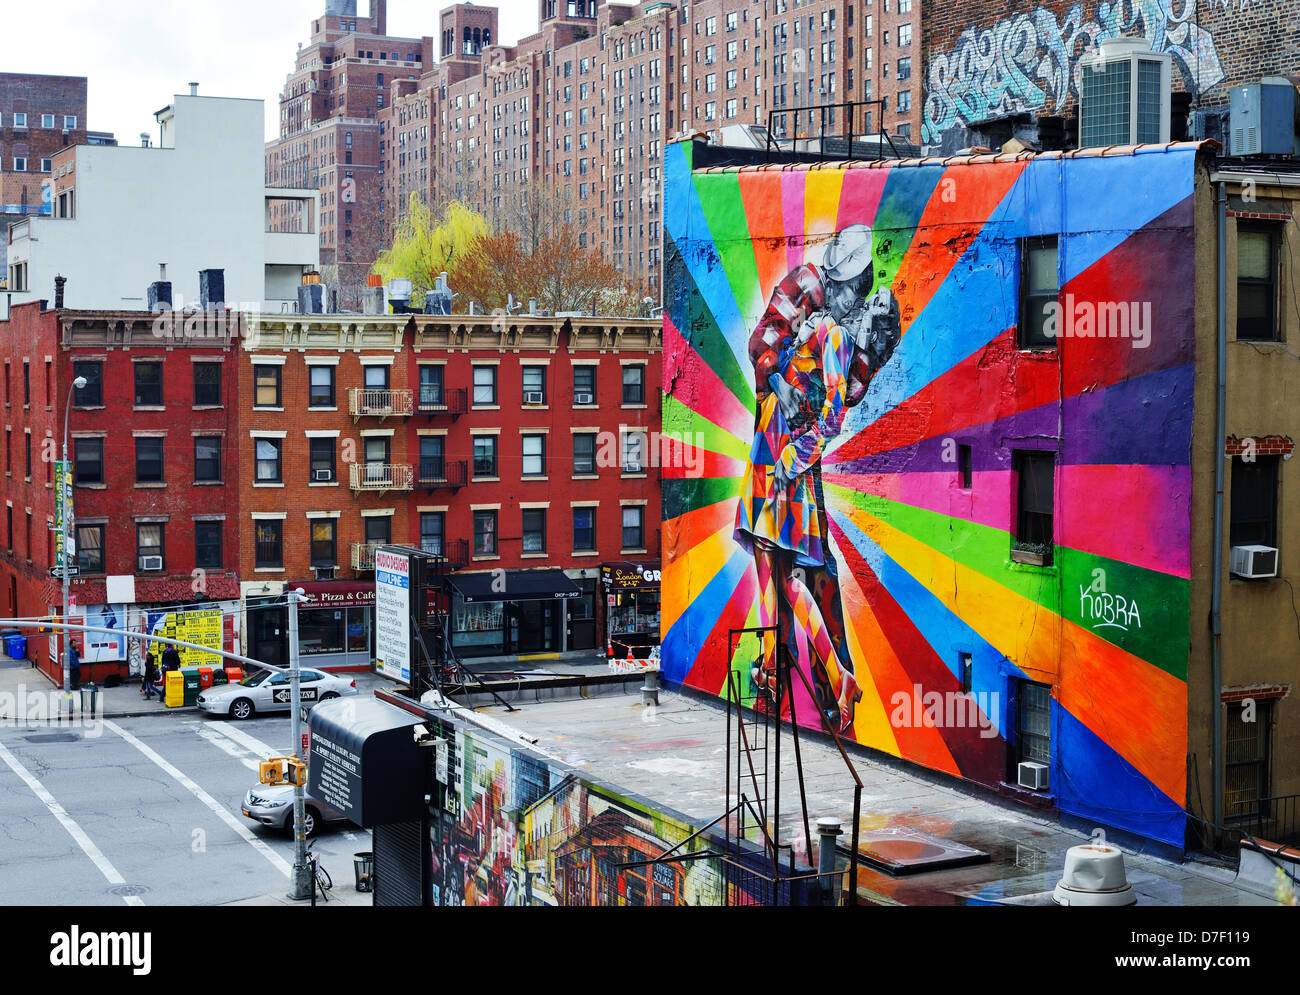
[49,566,79,578]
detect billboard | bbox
[374,547,411,683]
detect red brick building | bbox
[0,300,243,684]
[407,312,662,659]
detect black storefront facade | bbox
[246,581,376,673]
[444,569,584,659]
[601,561,661,659]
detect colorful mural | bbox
[428,719,740,906]
[661,142,1198,847]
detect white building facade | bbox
[4,93,318,316]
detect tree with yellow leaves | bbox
[373,194,488,299]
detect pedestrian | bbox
[141,649,154,698]
[143,651,161,701]
[160,644,181,700]
[68,640,81,691]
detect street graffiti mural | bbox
[922,0,1235,144]
[661,140,1198,846]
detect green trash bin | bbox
[353,852,374,893]
[79,682,99,715]
[181,668,203,706]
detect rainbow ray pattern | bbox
[662,142,1197,847]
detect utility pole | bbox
[61,376,87,697]
[287,587,313,901]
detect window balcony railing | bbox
[420,538,469,570]
[351,542,379,571]
[349,462,415,492]
[417,385,468,417]
[349,387,414,419]
[418,458,468,490]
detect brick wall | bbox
[921,0,1300,150]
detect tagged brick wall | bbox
[921,0,1300,149]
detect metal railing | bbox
[348,462,415,491]
[348,387,414,418]
[351,542,379,571]
[417,386,467,417]
[1228,793,1300,845]
[418,458,468,489]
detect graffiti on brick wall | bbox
[922,0,1234,144]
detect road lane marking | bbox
[197,720,287,760]
[0,738,144,906]
[104,720,292,879]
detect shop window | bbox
[255,521,283,568]
[194,363,222,406]
[195,522,223,570]
[473,510,498,555]
[573,507,595,551]
[299,610,346,656]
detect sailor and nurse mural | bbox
[662,142,1198,847]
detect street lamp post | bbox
[61,376,87,695]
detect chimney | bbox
[298,271,325,314]
[199,269,225,310]
[53,275,66,310]
[147,264,172,311]
[140,132,150,148]
[370,0,387,36]
[528,299,537,315]
[189,82,199,96]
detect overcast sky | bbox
[5,1,537,143]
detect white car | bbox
[197,668,358,720]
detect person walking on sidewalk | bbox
[68,641,82,691]
[159,644,181,701]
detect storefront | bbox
[444,569,582,659]
[247,580,375,673]
[601,562,661,659]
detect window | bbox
[1017,680,1052,768]
[418,436,444,481]
[194,437,222,482]
[473,436,498,477]
[573,433,597,475]
[473,510,498,555]
[473,365,497,405]
[522,365,547,404]
[1014,451,1055,560]
[418,365,444,407]
[76,524,105,573]
[365,515,392,547]
[1230,455,1278,548]
[363,364,390,390]
[40,158,51,173]
[522,509,547,553]
[195,522,223,570]
[12,158,26,172]
[193,363,222,406]
[254,365,282,407]
[622,506,645,550]
[573,507,595,551]
[898,23,912,46]
[897,57,911,80]
[1237,224,1279,341]
[24,434,31,479]
[309,366,335,407]
[1225,699,1274,824]
[420,512,445,555]
[622,431,646,472]
[522,435,546,476]
[573,366,596,402]
[65,115,77,130]
[73,362,102,406]
[74,438,103,484]
[42,114,54,129]
[959,652,973,694]
[622,364,646,404]
[135,438,164,484]
[12,113,26,128]
[897,90,911,111]
[310,520,337,568]
[255,439,282,482]
[137,524,165,571]
[958,444,973,489]
[1018,236,1059,349]
[364,437,390,468]
[255,521,283,568]
[309,438,336,482]
[134,363,163,406]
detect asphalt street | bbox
[0,704,374,906]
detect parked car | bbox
[241,784,347,838]
[197,668,357,720]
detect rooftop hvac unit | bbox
[1230,544,1278,579]
[1079,38,1171,148]
[1017,761,1049,791]
[1229,79,1300,157]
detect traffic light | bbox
[35,617,58,635]
[259,757,307,786]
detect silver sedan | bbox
[197,668,358,720]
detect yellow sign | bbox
[154,608,222,666]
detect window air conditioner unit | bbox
[314,567,336,580]
[524,391,545,405]
[139,556,164,572]
[1230,544,1278,579]
[313,469,334,482]
[623,462,643,474]
[574,392,594,405]
[1017,761,1049,791]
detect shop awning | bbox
[297,580,376,609]
[445,569,583,604]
